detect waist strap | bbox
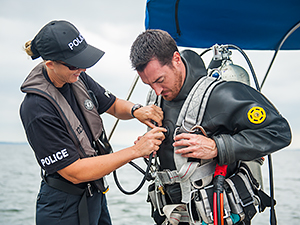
[157,159,217,185]
[43,175,89,225]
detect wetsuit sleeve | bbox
[205,82,291,165]
[20,94,80,174]
[80,72,116,114]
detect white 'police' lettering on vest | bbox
[41,149,69,167]
[68,34,85,50]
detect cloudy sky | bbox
[1,0,299,150]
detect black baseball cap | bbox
[30,20,105,69]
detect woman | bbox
[20,20,166,225]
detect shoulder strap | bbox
[176,76,224,132]
[78,75,99,109]
[72,79,103,141]
[174,76,224,203]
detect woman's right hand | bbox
[133,127,166,157]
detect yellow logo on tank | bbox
[247,106,266,124]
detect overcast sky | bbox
[0,0,299,151]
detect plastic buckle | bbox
[240,197,254,207]
[224,208,230,218]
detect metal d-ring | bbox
[181,121,208,137]
[190,125,208,137]
[174,121,208,140]
[173,126,181,140]
[172,121,192,140]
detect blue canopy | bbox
[145,0,300,50]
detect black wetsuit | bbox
[150,50,291,224]
[157,49,291,171]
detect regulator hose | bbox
[113,152,154,195]
[109,74,159,195]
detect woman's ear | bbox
[45,60,55,69]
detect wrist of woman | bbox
[131,103,143,118]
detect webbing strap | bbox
[200,189,213,224]
[179,162,199,182]
[226,174,257,222]
[176,76,223,129]
[157,160,217,185]
[173,76,223,203]
[43,176,89,225]
[163,204,190,225]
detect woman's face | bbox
[46,61,86,88]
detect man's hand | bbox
[133,104,163,128]
[173,133,217,159]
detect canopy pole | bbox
[108,74,140,141]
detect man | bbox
[130,29,291,225]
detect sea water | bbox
[0,143,299,225]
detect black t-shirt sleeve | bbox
[20,94,80,174]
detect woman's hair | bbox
[24,40,34,57]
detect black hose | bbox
[268,154,277,225]
[107,73,155,194]
[199,44,261,91]
[226,44,260,91]
[260,21,300,90]
[112,153,154,195]
[199,48,211,57]
[128,161,147,175]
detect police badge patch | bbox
[247,106,266,124]
[84,99,94,110]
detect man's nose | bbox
[152,84,163,96]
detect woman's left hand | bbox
[134,104,164,128]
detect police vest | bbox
[21,62,108,192]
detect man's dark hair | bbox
[130,29,179,72]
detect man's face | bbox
[138,52,185,101]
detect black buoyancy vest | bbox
[21,62,108,192]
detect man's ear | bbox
[172,51,181,65]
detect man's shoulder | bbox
[180,49,201,62]
[181,49,207,77]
